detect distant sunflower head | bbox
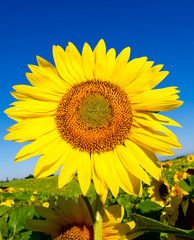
[148,177,170,206]
[174,172,187,183]
[186,167,194,176]
[187,155,194,163]
[161,161,172,168]
[170,184,189,197]
[25,196,141,240]
[4,39,183,200]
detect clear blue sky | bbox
[1,0,194,181]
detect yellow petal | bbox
[4,106,54,120]
[127,65,168,93]
[114,149,143,196]
[52,45,76,85]
[148,112,182,127]
[132,87,180,103]
[11,85,62,102]
[110,47,131,84]
[4,117,56,142]
[68,42,86,81]
[116,145,150,185]
[134,113,178,139]
[28,64,69,91]
[82,42,94,80]
[103,205,124,224]
[34,206,64,225]
[34,141,72,178]
[14,130,60,162]
[130,128,179,156]
[77,152,91,196]
[10,98,58,113]
[36,56,55,69]
[64,46,84,82]
[58,149,79,188]
[93,39,107,80]
[25,219,61,236]
[57,196,84,224]
[99,152,120,198]
[119,57,147,87]
[104,48,116,80]
[125,140,161,181]
[92,153,108,197]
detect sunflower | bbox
[162,197,194,239]
[174,172,187,183]
[185,167,194,176]
[42,202,49,208]
[0,199,15,207]
[25,196,142,240]
[0,187,15,193]
[161,161,172,168]
[148,176,170,206]
[187,155,194,163]
[4,40,183,199]
[170,184,189,198]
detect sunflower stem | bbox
[82,195,95,224]
[93,194,103,240]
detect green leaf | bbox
[137,200,163,214]
[136,200,163,220]
[188,176,194,188]
[0,220,8,239]
[8,207,35,234]
[179,179,192,193]
[16,230,32,240]
[0,206,9,216]
[14,192,30,201]
[2,193,16,200]
[119,214,194,239]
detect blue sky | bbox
[1,0,194,181]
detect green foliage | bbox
[136,200,163,220]
[0,176,95,198]
[0,207,36,240]
[119,214,194,240]
[0,155,193,239]
[0,205,9,216]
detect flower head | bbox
[4,40,183,200]
[174,172,187,183]
[187,155,194,163]
[0,199,15,207]
[42,202,49,208]
[148,176,170,206]
[25,196,141,240]
[185,167,194,176]
[162,197,194,240]
[30,195,36,202]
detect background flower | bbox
[25,196,142,240]
[148,176,170,206]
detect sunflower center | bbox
[55,224,93,240]
[55,80,133,154]
[79,93,111,128]
[159,183,168,200]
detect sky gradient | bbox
[1,0,194,181]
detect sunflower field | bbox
[0,155,193,240]
[2,40,194,239]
